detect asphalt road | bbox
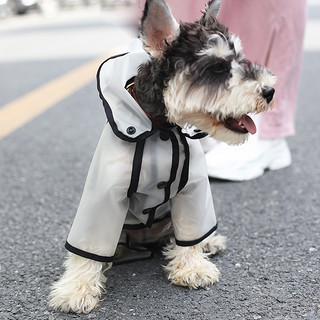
[0,3,320,320]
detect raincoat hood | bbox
[97,39,154,141]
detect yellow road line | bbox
[0,50,119,140]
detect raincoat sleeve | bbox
[65,124,134,262]
[170,140,217,246]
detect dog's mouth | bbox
[223,115,256,134]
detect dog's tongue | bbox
[238,115,256,134]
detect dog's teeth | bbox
[238,121,245,129]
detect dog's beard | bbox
[175,112,250,145]
[164,86,258,145]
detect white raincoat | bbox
[65,39,218,263]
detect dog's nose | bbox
[262,87,275,104]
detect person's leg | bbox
[259,1,307,138]
[206,0,306,180]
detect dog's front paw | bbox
[49,283,101,314]
[49,254,108,313]
[163,241,221,289]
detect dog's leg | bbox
[200,232,227,256]
[49,253,109,313]
[163,239,222,289]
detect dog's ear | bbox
[203,0,221,19]
[140,0,179,58]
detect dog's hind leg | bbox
[49,253,109,313]
[162,239,221,289]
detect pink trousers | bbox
[137,0,307,138]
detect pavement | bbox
[0,2,319,320]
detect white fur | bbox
[199,34,234,58]
[230,34,243,56]
[201,233,227,255]
[163,233,226,289]
[209,124,249,145]
[49,254,109,313]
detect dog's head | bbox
[135,0,276,145]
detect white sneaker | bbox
[205,138,292,181]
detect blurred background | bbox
[0,0,136,18]
[0,0,140,64]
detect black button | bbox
[157,181,167,189]
[159,131,170,141]
[126,126,136,135]
[143,208,154,215]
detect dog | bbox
[49,0,276,313]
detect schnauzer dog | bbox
[49,0,276,313]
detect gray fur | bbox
[204,0,221,18]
